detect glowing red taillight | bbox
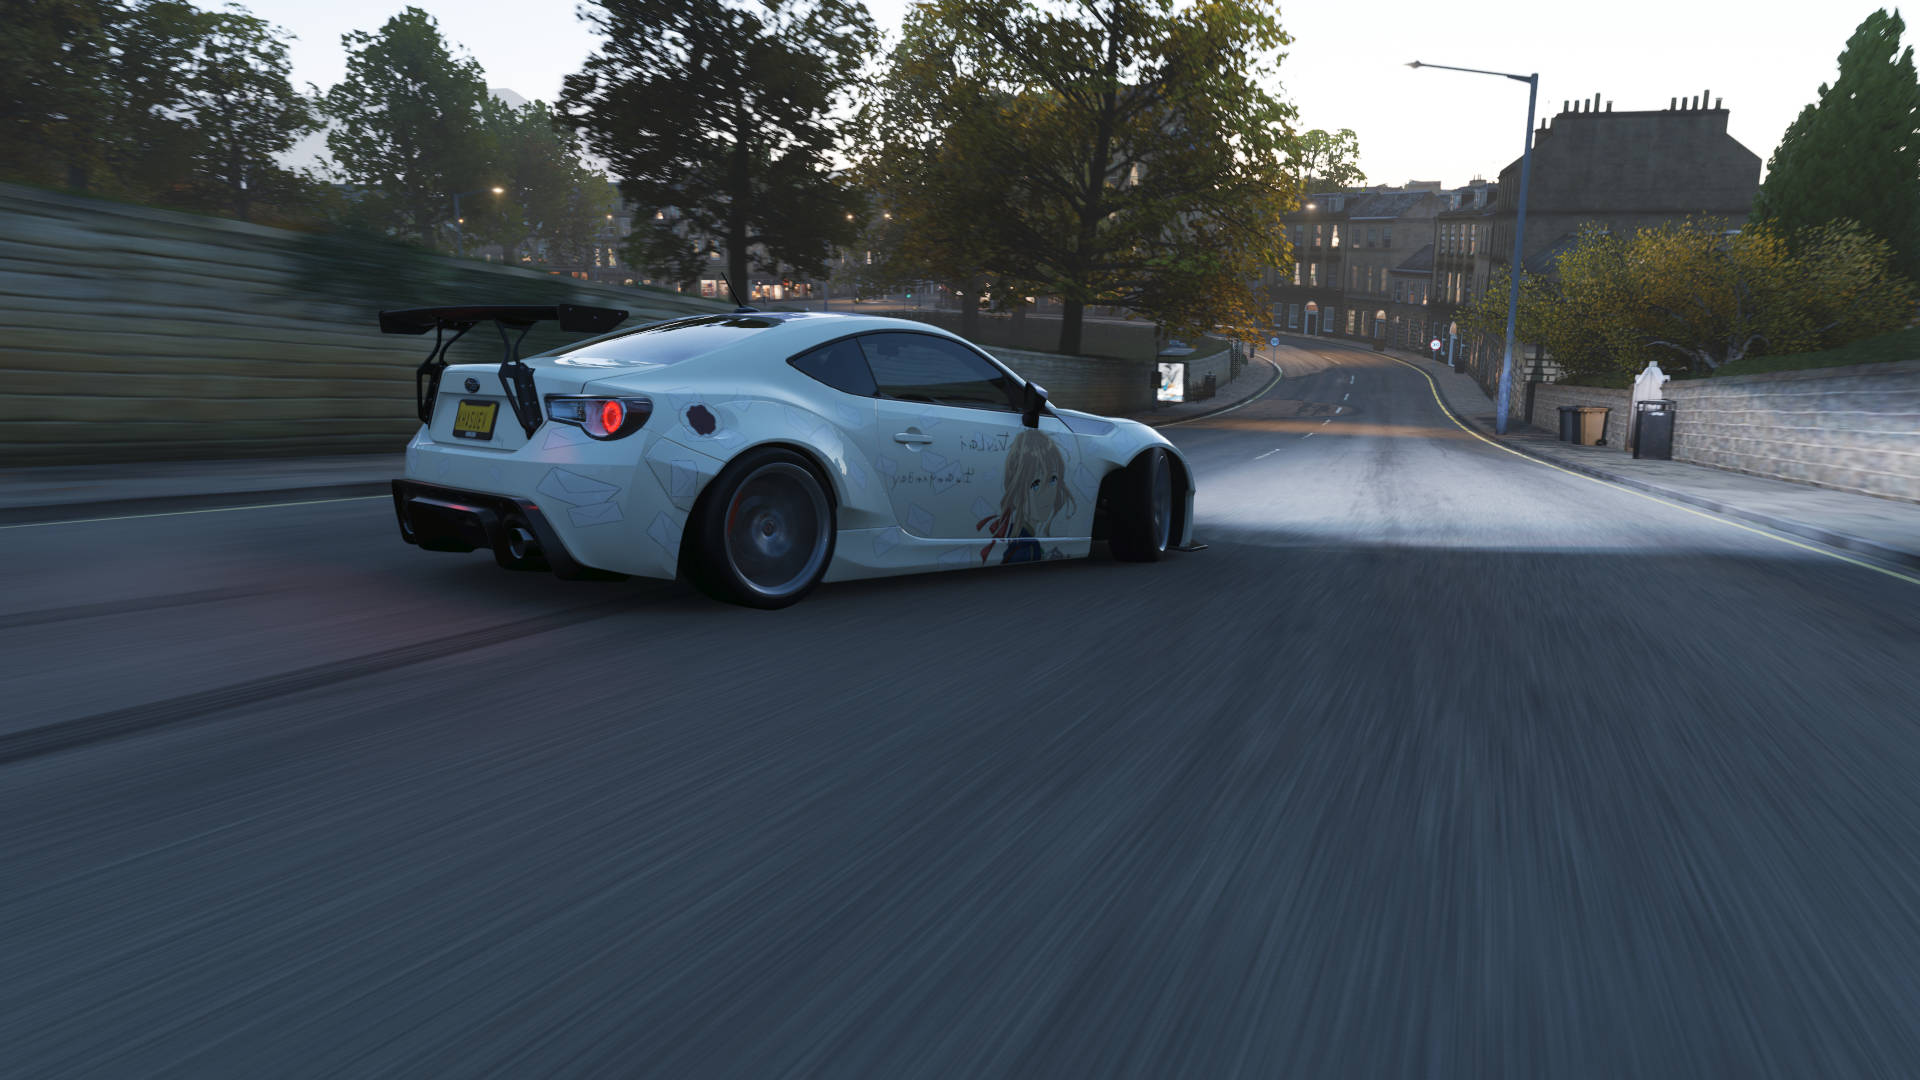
[600,399,625,432]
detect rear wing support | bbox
[379,304,628,438]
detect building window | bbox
[1384,226,1394,249]
[1332,196,1345,212]
[1367,226,1378,247]
[1470,226,1480,255]
[1350,266,1359,291]
[1292,226,1304,250]
[1347,309,1357,333]
[1309,262,1320,287]
[1330,224,1341,248]
[1287,304,1300,328]
[1293,261,1302,286]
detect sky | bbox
[246,0,1897,186]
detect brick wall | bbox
[1525,360,1920,503]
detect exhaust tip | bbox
[506,524,539,561]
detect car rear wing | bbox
[379,304,629,438]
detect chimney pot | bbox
[1669,97,1677,109]
[1607,101,1613,111]
[1715,96,1723,109]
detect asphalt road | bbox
[4,341,1918,1078]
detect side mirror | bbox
[1020,381,1049,428]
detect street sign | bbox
[1429,338,1442,351]
[1268,336,1279,348]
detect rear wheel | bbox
[1108,448,1175,562]
[687,448,836,608]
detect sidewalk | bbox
[1131,354,1280,427]
[1387,346,1920,571]
[0,454,402,525]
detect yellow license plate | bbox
[452,400,498,440]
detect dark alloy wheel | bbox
[689,448,836,608]
[1109,448,1175,563]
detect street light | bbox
[451,186,506,259]
[1408,59,1537,435]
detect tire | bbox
[687,447,836,608]
[1108,448,1175,563]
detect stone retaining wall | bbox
[984,347,1155,416]
[1524,360,1920,502]
[0,184,1169,464]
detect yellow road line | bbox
[1159,357,1285,429]
[0,495,387,531]
[1384,355,1920,588]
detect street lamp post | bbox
[451,186,506,259]
[1408,60,1537,435]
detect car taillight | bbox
[546,396,651,439]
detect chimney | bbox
[1606,101,1613,112]
[1669,97,1677,110]
[1715,97,1723,109]
[1691,95,1700,109]
[1592,93,1601,112]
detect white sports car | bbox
[385,304,1196,607]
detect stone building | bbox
[1460,94,1763,397]
[1386,243,1436,352]
[1265,186,1448,346]
[1429,180,1498,365]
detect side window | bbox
[857,332,1018,412]
[788,337,877,397]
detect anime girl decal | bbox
[977,429,1075,564]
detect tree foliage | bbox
[322,6,491,242]
[863,0,1300,355]
[1459,219,1915,378]
[179,7,317,220]
[1754,9,1920,281]
[1288,128,1365,191]
[1,0,318,215]
[559,0,872,293]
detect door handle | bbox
[893,432,934,445]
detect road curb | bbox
[1138,357,1283,428]
[1383,357,1920,573]
[0,482,391,526]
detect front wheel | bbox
[1108,448,1175,562]
[687,448,836,608]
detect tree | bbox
[856,1,1031,336]
[874,0,1300,355]
[470,97,609,264]
[1753,9,1920,281]
[1459,219,1914,378]
[558,0,872,294]
[1288,128,1366,191]
[0,0,116,189]
[180,8,317,220]
[322,7,492,242]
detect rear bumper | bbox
[391,479,609,579]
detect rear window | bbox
[540,315,780,367]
